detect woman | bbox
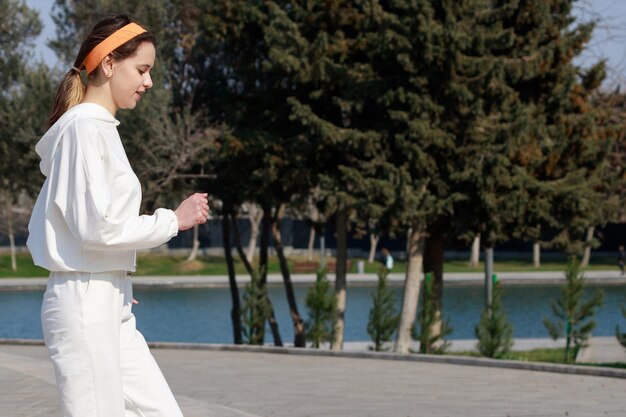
[27,14,207,417]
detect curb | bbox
[4,338,624,380]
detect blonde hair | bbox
[48,70,86,127]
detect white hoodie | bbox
[27,103,178,273]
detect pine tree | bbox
[241,269,272,346]
[304,269,336,349]
[193,0,398,350]
[367,269,399,352]
[475,277,513,358]
[377,0,615,351]
[413,273,452,354]
[543,258,604,363]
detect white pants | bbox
[41,270,184,417]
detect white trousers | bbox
[41,270,184,417]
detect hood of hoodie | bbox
[36,103,120,177]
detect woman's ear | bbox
[100,55,114,78]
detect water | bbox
[3,284,626,343]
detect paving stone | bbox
[1,344,625,417]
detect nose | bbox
[144,72,153,89]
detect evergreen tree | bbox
[374,0,615,351]
[413,273,452,354]
[475,278,513,358]
[354,0,451,354]
[192,0,397,350]
[591,90,626,225]
[543,258,604,363]
[264,1,397,351]
[304,269,336,349]
[457,0,614,256]
[241,269,272,346]
[367,269,399,352]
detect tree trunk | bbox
[368,233,380,263]
[484,246,494,312]
[423,230,445,346]
[221,214,242,344]
[185,224,200,262]
[259,207,271,286]
[469,234,480,267]
[331,208,348,351]
[394,226,425,354]
[258,205,283,346]
[307,224,316,262]
[533,242,541,268]
[271,204,306,347]
[246,203,262,263]
[267,309,283,347]
[6,200,16,271]
[9,233,16,272]
[232,217,254,276]
[580,226,594,268]
[320,231,326,269]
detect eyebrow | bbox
[138,64,152,70]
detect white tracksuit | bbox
[27,103,183,417]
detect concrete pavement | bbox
[1,342,625,417]
[1,269,625,291]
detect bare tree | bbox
[533,241,541,268]
[132,106,218,262]
[304,191,323,262]
[367,219,380,263]
[469,234,480,267]
[137,106,218,211]
[0,189,31,271]
[243,202,262,263]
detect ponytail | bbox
[48,70,86,127]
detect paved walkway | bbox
[1,342,625,417]
[1,269,625,290]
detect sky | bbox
[25,0,626,89]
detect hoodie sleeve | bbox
[52,119,178,251]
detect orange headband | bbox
[82,22,147,74]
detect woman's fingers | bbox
[175,193,210,230]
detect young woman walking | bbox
[27,14,208,417]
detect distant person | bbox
[619,245,625,275]
[381,247,394,271]
[26,14,208,417]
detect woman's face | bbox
[109,41,156,111]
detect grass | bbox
[449,347,567,362]
[0,252,620,278]
[450,347,626,369]
[503,347,570,363]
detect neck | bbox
[82,80,117,116]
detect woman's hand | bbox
[174,193,209,231]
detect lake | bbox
[2,284,626,344]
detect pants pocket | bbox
[82,274,121,325]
